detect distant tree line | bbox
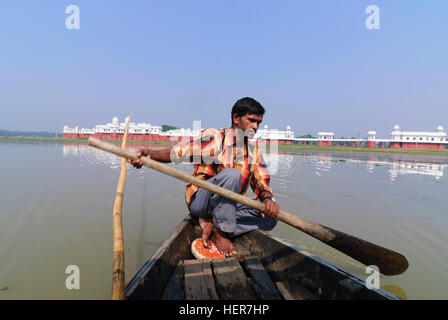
[161,125,180,132]
[0,130,60,138]
[297,134,316,138]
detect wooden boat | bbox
[124,217,399,300]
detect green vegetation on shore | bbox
[2,136,448,155]
[161,124,181,132]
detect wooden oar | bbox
[88,137,409,276]
[111,115,132,300]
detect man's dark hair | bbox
[231,97,265,126]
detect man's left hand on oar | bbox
[261,198,280,218]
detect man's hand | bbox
[261,199,279,219]
[127,148,151,169]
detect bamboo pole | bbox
[89,137,409,276]
[111,115,132,300]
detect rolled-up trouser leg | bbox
[189,168,241,233]
[229,203,277,238]
[189,168,277,236]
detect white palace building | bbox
[63,117,447,149]
[310,125,446,149]
[63,117,295,143]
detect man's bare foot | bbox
[210,227,237,257]
[199,218,213,248]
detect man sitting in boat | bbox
[129,97,280,257]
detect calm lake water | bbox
[1,140,448,299]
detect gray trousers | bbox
[189,168,277,238]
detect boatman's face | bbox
[233,113,263,138]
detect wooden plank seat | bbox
[212,257,256,300]
[162,255,318,300]
[244,256,283,300]
[184,259,219,300]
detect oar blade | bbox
[325,226,409,276]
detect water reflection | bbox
[63,142,122,169]
[388,162,445,181]
[62,142,168,170]
[275,150,447,182]
[63,143,447,182]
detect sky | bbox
[0,0,447,138]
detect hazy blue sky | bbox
[1,1,447,138]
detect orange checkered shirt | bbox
[170,127,273,206]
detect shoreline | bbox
[2,136,448,156]
[0,136,174,145]
[273,144,448,156]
